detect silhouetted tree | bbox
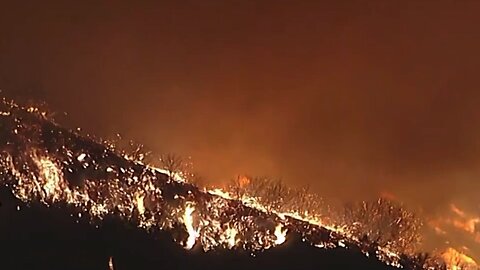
[228,176,287,211]
[341,198,422,255]
[227,176,328,216]
[122,141,152,163]
[285,186,329,218]
[160,153,185,180]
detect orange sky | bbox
[1,1,480,222]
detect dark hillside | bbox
[0,100,421,270]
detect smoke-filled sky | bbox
[1,1,480,214]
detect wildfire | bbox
[426,203,480,269]
[442,248,477,270]
[0,99,468,269]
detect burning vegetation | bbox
[340,198,422,255]
[0,98,477,269]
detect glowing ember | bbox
[77,153,87,162]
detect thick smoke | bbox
[1,0,480,260]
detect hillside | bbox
[0,100,425,270]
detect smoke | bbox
[1,1,480,218]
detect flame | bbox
[379,191,397,201]
[183,202,199,249]
[108,256,115,270]
[451,204,467,218]
[135,192,145,216]
[274,224,287,245]
[32,155,68,203]
[0,100,449,269]
[238,175,250,188]
[449,204,480,238]
[442,248,477,270]
[452,218,480,235]
[431,204,480,242]
[4,147,295,252]
[427,204,480,269]
[222,225,239,249]
[208,188,233,200]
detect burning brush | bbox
[0,98,476,269]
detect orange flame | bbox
[442,248,477,270]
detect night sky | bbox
[1,0,480,222]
